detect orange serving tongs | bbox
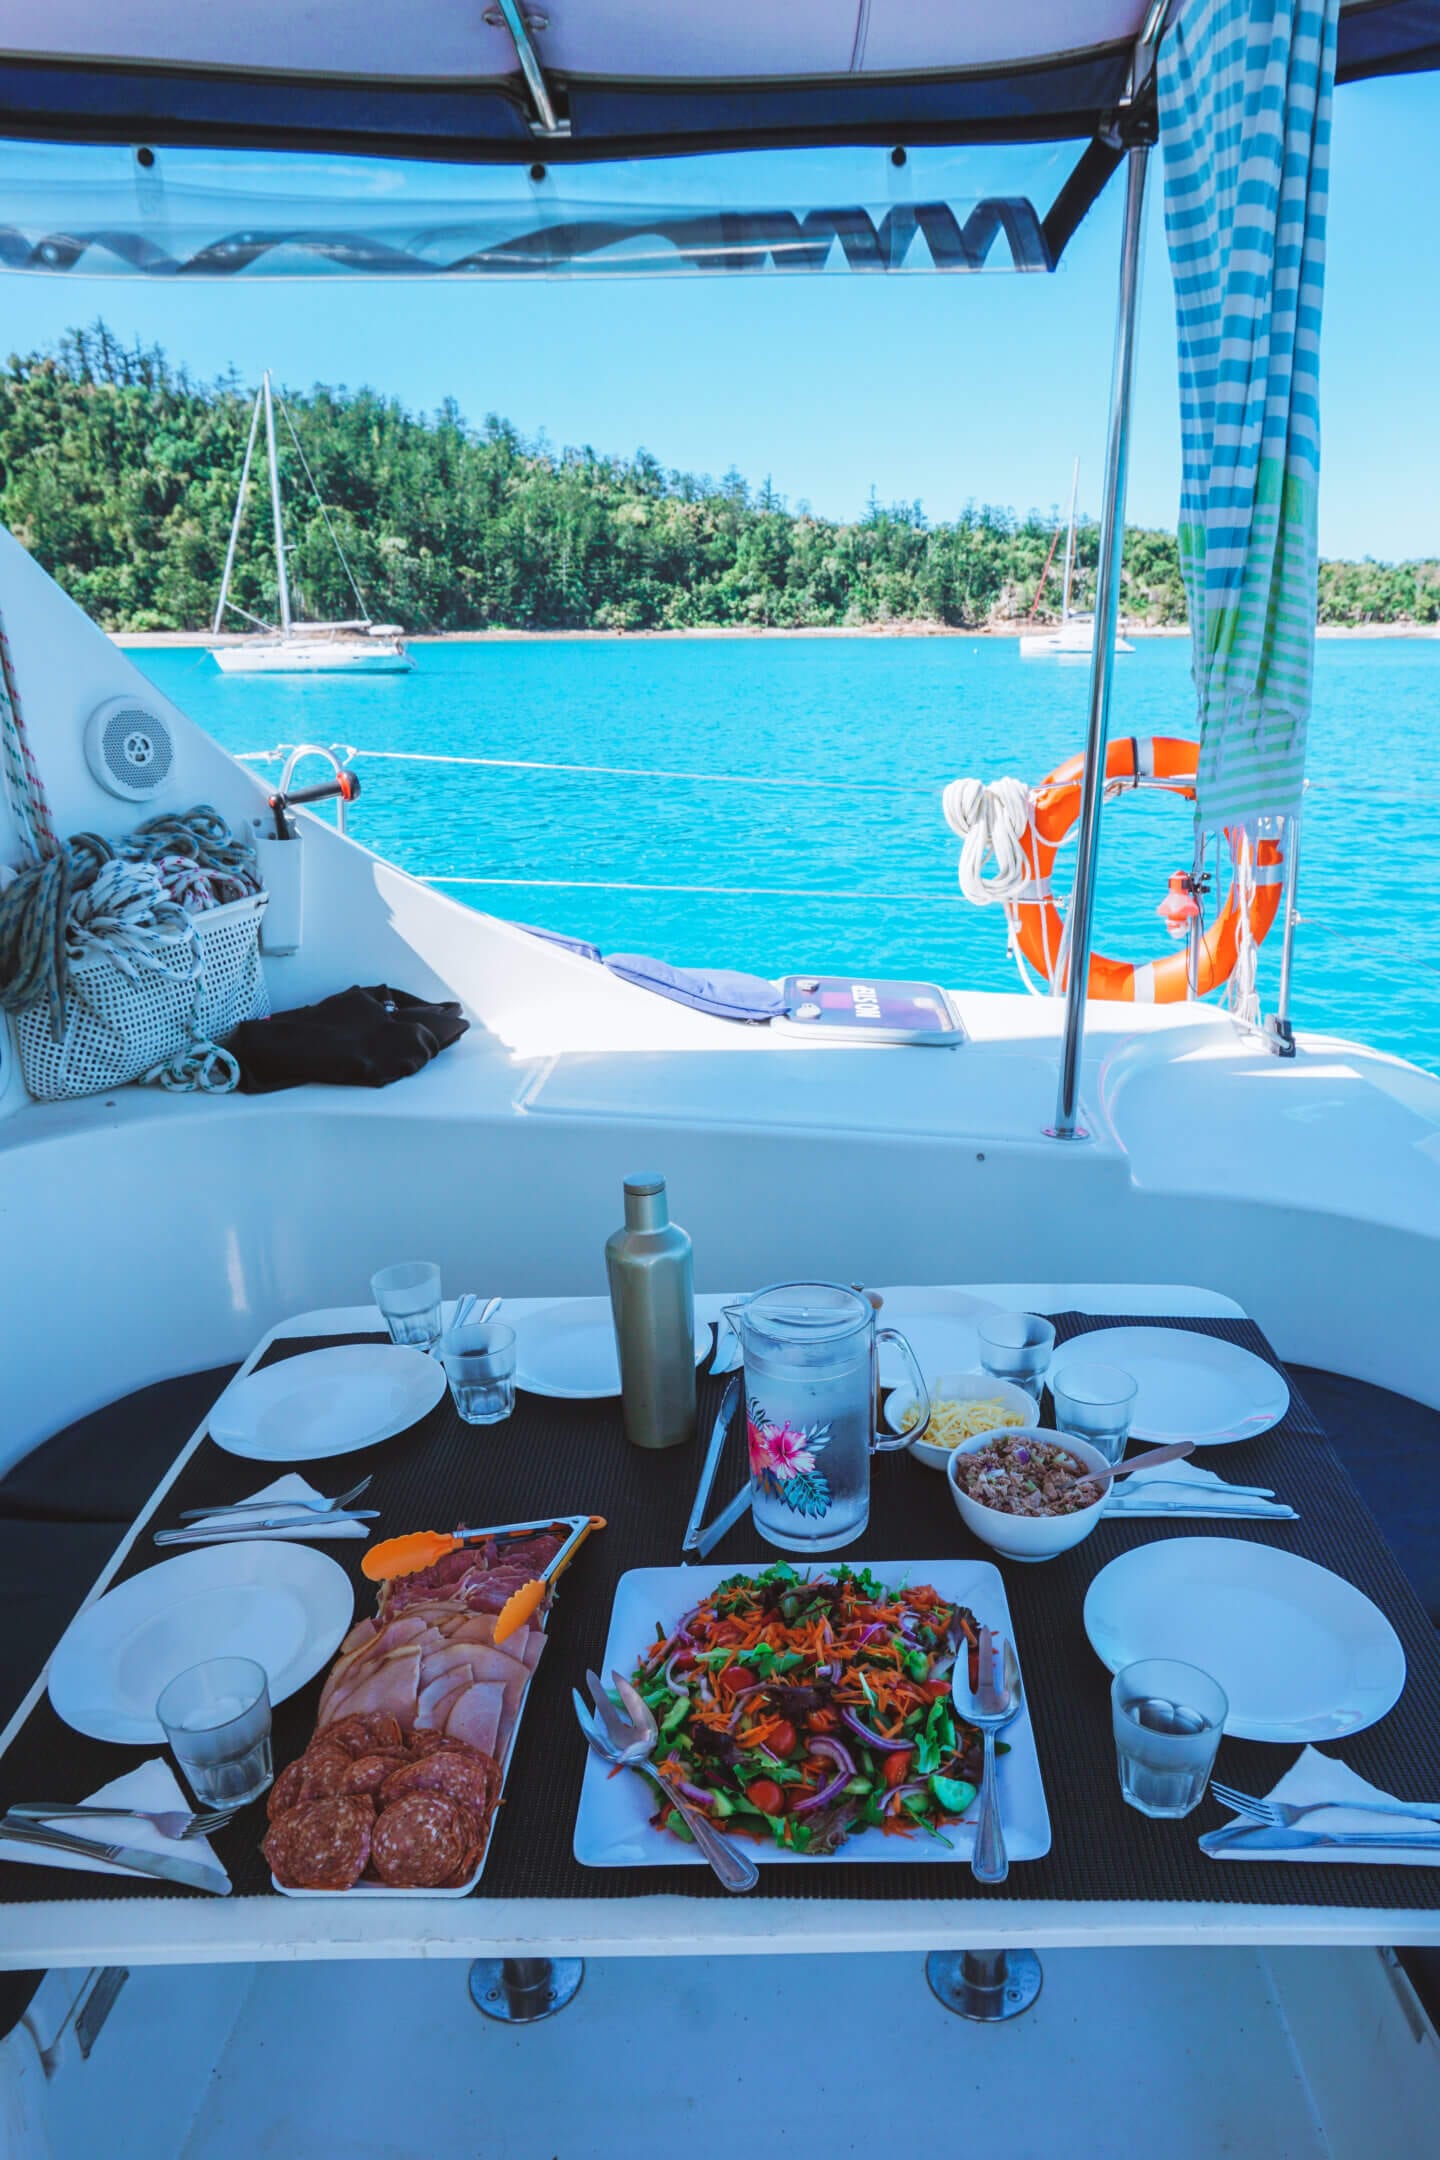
[493,1517,605,1644]
[362,1515,605,1641]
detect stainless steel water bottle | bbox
[606,1174,696,1451]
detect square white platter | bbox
[574,1558,1051,1869]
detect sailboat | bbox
[210,372,412,674]
[1019,460,1134,658]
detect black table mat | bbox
[1,1313,1437,1915]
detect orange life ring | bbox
[1012,737,1283,1001]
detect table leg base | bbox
[925,1947,1043,2022]
[467,1956,585,2024]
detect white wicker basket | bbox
[13,892,269,1102]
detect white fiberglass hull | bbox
[1020,618,1135,657]
[211,637,411,675]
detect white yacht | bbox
[1020,461,1136,656]
[0,7,1436,2160]
[209,373,411,675]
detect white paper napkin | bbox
[1105,1458,1294,1519]
[1202,1746,1440,1866]
[181,1473,369,1540]
[0,1758,231,1886]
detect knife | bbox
[154,1510,378,1546]
[683,1376,741,1555]
[1200,1821,1440,1856]
[0,1816,232,1892]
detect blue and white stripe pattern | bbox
[1159,0,1339,829]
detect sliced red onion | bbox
[889,1781,927,1807]
[806,1735,856,1779]
[793,1767,851,1815]
[663,1652,692,1694]
[841,1707,913,1753]
[856,1621,886,1647]
[675,1780,715,1808]
[724,1684,769,1731]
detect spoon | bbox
[1071,1439,1195,1493]
[952,1626,1022,1885]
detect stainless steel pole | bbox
[1049,141,1151,1140]
[1264,807,1302,1055]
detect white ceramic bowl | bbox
[945,1427,1110,1563]
[885,1369,1039,1471]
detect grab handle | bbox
[873,1328,930,1450]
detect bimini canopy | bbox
[1,2,1435,164]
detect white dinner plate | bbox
[209,1344,446,1461]
[1049,1326,1289,1446]
[870,1286,1001,1389]
[514,1299,708,1399]
[48,1542,355,1744]
[574,1557,1051,1868]
[1083,1538,1406,1742]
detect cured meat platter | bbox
[266,1515,593,1897]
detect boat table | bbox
[1,1286,1437,1971]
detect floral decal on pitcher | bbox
[748,1399,832,1518]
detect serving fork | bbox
[952,1626,1021,1886]
[6,1801,241,1841]
[1211,1782,1440,1829]
[573,1668,758,1893]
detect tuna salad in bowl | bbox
[946,1429,1110,1563]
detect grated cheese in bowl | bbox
[900,1394,1029,1451]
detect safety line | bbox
[237,747,925,796]
[419,875,947,900]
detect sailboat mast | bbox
[212,386,263,636]
[1060,457,1080,624]
[262,371,292,636]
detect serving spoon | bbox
[1066,1438,1195,1493]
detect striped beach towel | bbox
[1159,0,1339,830]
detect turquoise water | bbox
[131,636,1440,1074]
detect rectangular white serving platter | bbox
[574,1558,1052,1869]
[273,1515,591,1898]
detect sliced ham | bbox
[443,1681,506,1758]
[338,1617,377,1658]
[324,1645,421,1729]
[416,1672,472,1731]
[520,1631,546,1674]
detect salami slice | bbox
[438,1801,489,1886]
[404,1728,467,1759]
[341,1749,407,1796]
[369,1793,468,1888]
[297,1744,354,1801]
[379,1747,497,1817]
[317,1711,404,1757]
[266,1757,309,1822]
[265,1796,374,1890]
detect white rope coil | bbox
[941,776,1037,907]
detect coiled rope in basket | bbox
[0,807,266,1095]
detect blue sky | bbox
[0,70,1434,559]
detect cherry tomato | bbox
[882,1748,915,1789]
[767,1719,798,1759]
[717,1664,755,1698]
[746,1778,785,1817]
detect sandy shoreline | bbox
[114,621,1434,648]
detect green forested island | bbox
[1,326,1435,634]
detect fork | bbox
[6,1802,241,1841]
[177,1476,373,1524]
[573,1669,758,1893]
[1211,1782,1440,1828]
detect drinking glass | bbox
[441,1321,517,1425]
[977,1312,1056,1392]
[1051,1361,1138,1467]
[1112,1659,1228,1819]
[371,1260,443,1351]
[157,1656,273,1808]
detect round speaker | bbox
[84,695,177,801]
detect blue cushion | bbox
[604,953,783,1022]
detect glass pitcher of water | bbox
[723,1283,930,1554]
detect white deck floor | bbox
[26,1945,1439,2160]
